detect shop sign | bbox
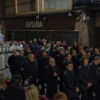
[25,20,43,28]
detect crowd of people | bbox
[0,39,100,100]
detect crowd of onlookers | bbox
[0,39,100,100]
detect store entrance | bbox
[6,30,79,45]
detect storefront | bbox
[1,13,79,45]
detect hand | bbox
[88,82,92,88]
[54,72,58,77]
[76,87,80,93]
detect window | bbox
[4,0,14,16]
[17,0,36,13]
[44,0,68,10]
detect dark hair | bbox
[81,57,88,65]
[41,50,46,54]
[11,75,23,86]
[66,62,73,67]
[65,54,71,57]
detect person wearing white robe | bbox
[4,42,9,67]
[0,44,5,69]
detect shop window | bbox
[44,0,68,10]
[17,0,36,13]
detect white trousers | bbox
[0,54,5,69]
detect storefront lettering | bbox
[25,21,43,28]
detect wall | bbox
[0,0,4,18]
[95,12,100,27]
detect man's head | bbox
[19,50,24,56]
[94,48,100,55]
[65,54,72,61]
[55,46,60,52]
[12,50,17,56]
[28,54,35,62]
[81,50,87,57]
[59,47,65,55]
[93,56,100,65]
[42,50,47,57]
[72,50,77,57]
[66,62,73,71]
[73,42,78,47]
[49,58,56,67]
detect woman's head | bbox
[25,84,39,100]
[53,92,68,100]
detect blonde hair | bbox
[25,84,39,100]
[53,92,68,100]
[0,74,7,90]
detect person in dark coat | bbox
[62,54,73,73]
[71,50,79,73]
[23,54,39,85]
[5,75,25,100]
[63,62,79,100]
[50,45,60,60]
[89,56,100,100]
[78,57,92,100]
[38,50,49,94]
[16,50,28,77]
[56,47,65,74]
[70,42,78,54]
[38,50,49,74]
[8,50,19,75]
[44,58,59,99]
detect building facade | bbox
[0,0,100,47]
[73,0,100,47]
[0,0,79,45]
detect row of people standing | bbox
[4,40,100,100]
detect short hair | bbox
[28,54,34,58]
[41,50,46,54]
[11,75,23,86]
[53,92,68,100]
[65,54,71,57]
[49,57,55,63]
[66,62,73,67]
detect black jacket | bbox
[63,70,79,92]
[0,90,6,100]
[24,60,39,83]
[5,85,25,100]
[43,65,59,98]
[14,55,28,74]
[8,55,19,74]
[89,63,100,85]
[78,65,92,90]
